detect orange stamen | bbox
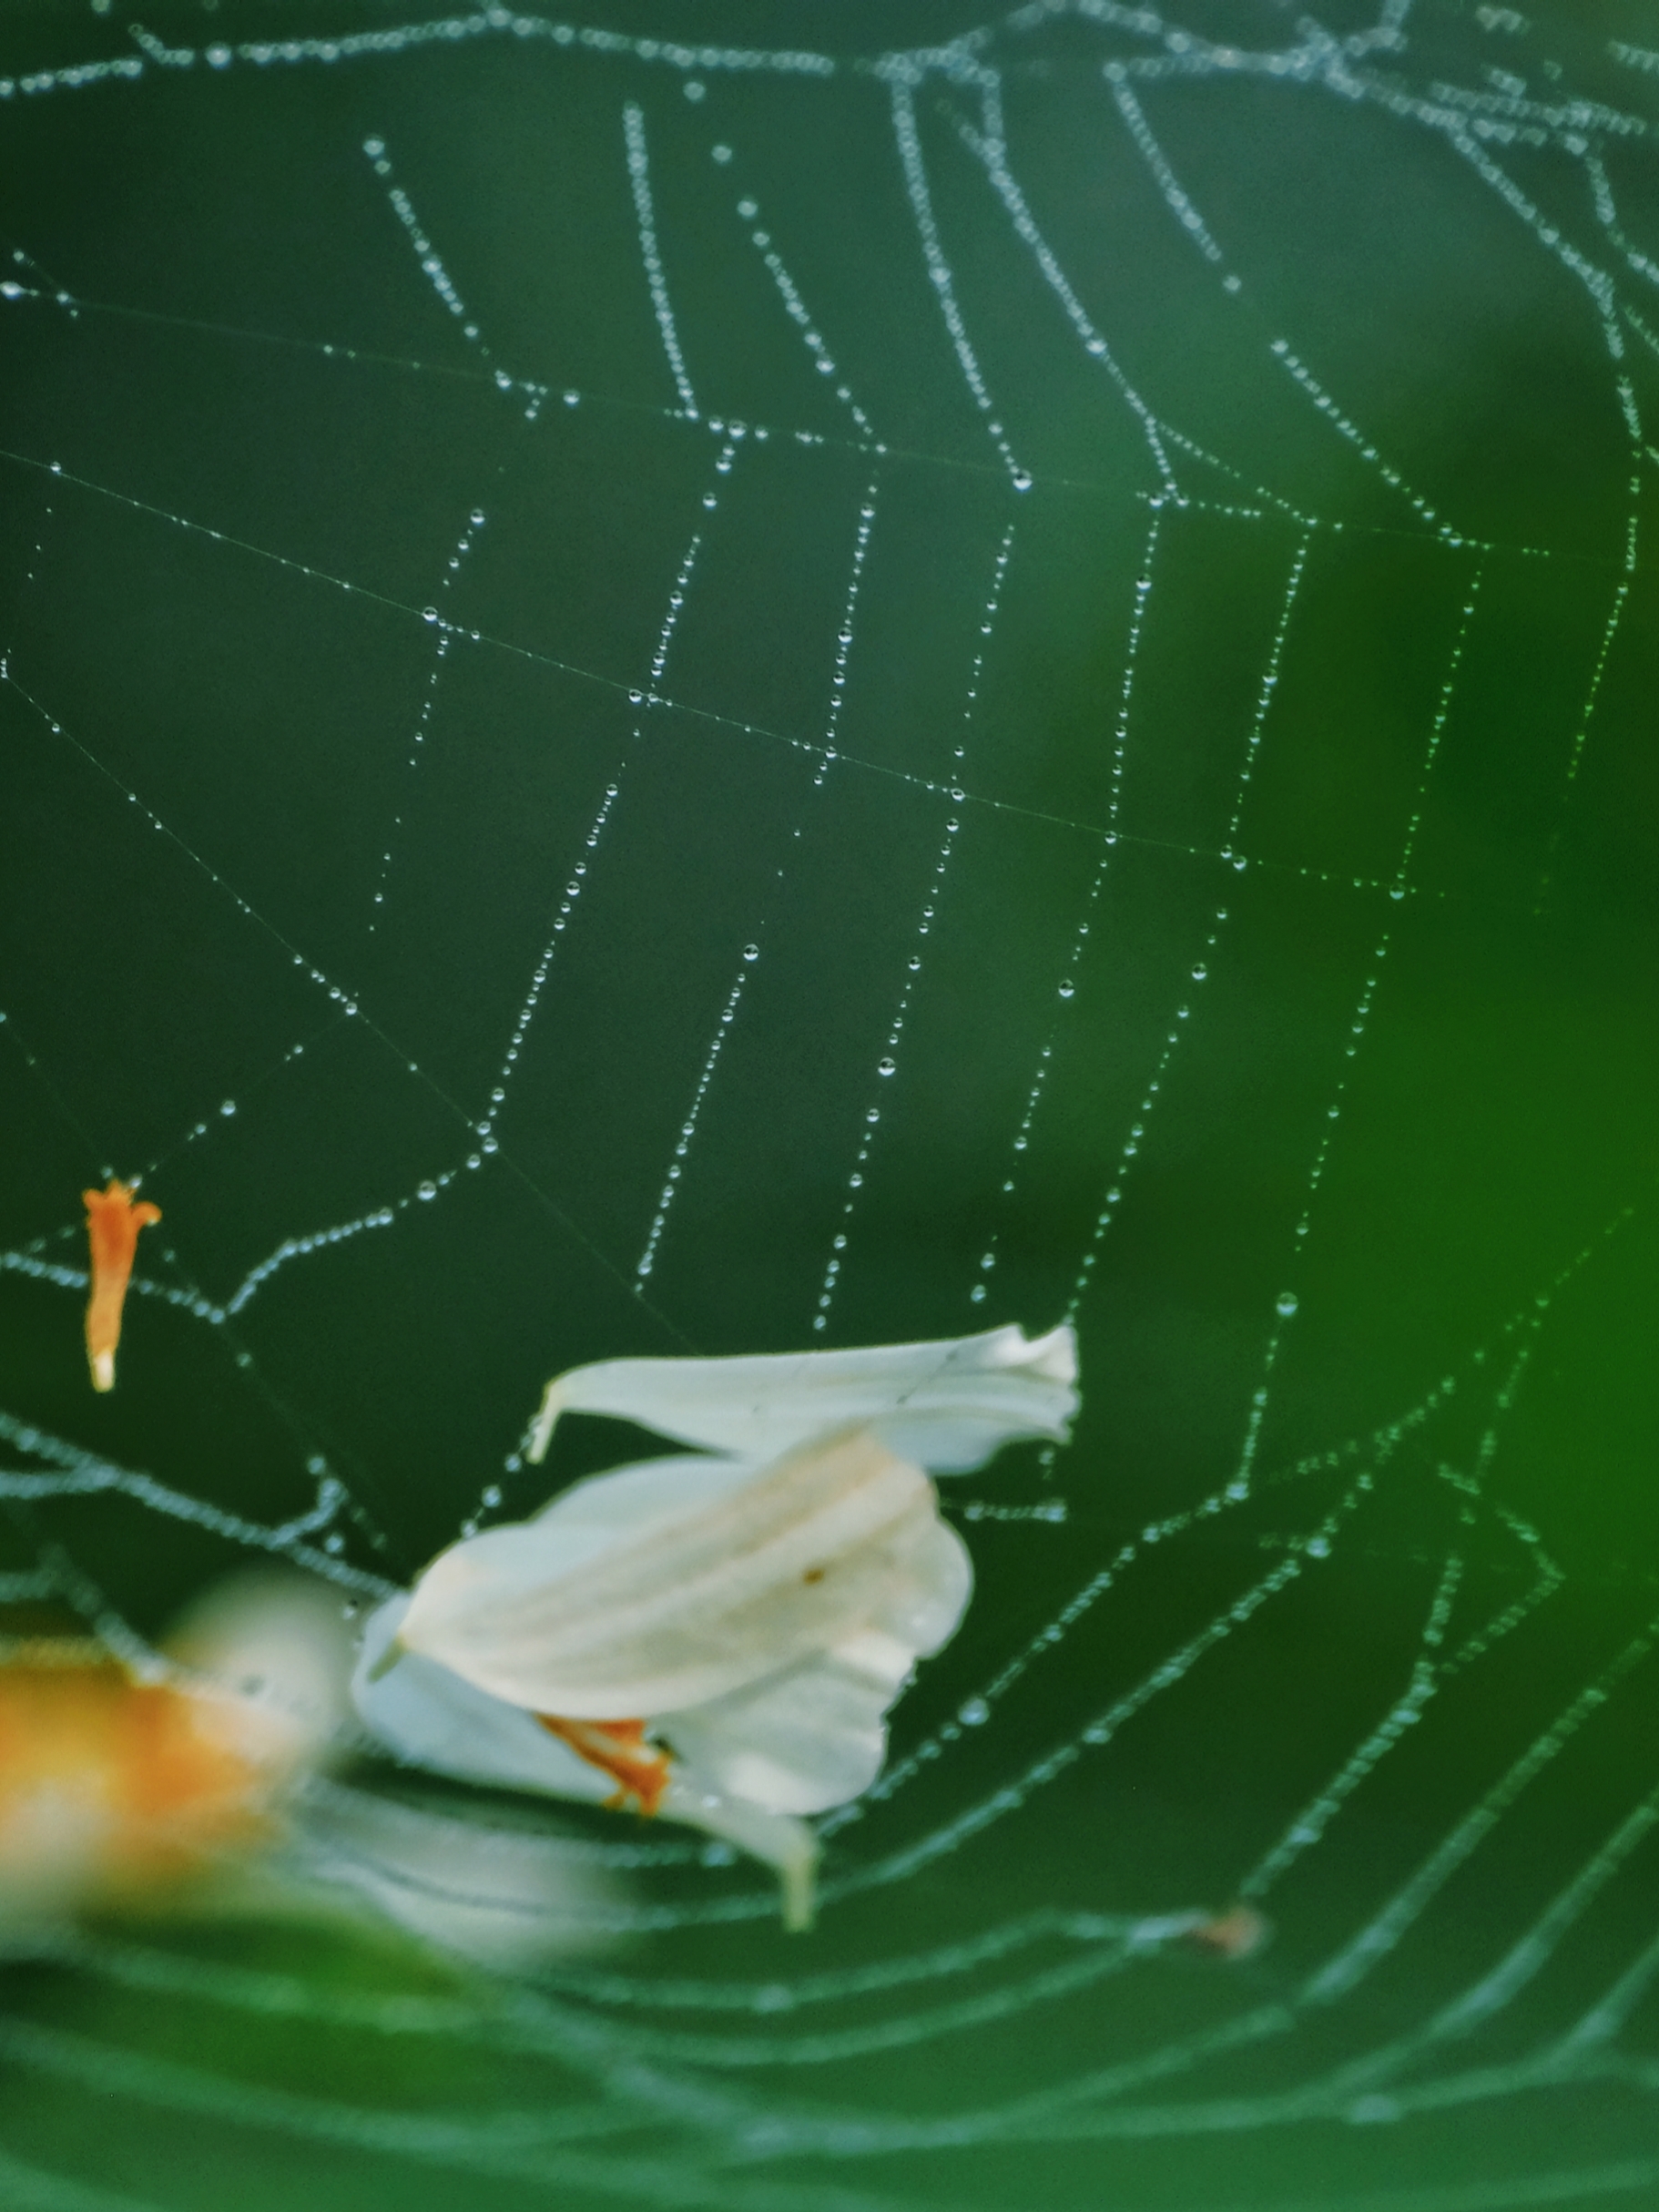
[534,1714,671,1816]
[83,1180,161,1393]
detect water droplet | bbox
[1306,1534,1330,1557]
[1192,963,1207,981]
[1276,1290,1298,1317]
[877,1057,896,1075]
[422,607,438,624]
[742,943,760,962]
[908,955,922,972]
[417,1180,438,1201]
[958,1697,990,1726]
[470,508,485,526]
[466,1154,482,1170]
[482,1485,503,1508]
[219,1099,237,1116]
[1012,468,1033,492]
[1058,981,1075,999]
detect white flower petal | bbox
[528,1451,763,1540]
[395,1428,952,1718]
[528,1322,1077,1473]
[664,1644,904,1816]
[350,1317,1074,1932]
[351,1595,614,1804]
[352,1599,822,1929]
[659,1778,819,1932]
[660,1508,970,1816]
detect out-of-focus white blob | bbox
[164,1570,356,1779]
[280,1779,628,1970]
[0,1574,633,1967]
[353,1324,1076,1929]
[527,1321,1079,1473]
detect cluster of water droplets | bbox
[729,173,881,444]
[814,525,1016,1330]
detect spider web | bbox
[0,0,1656,2206]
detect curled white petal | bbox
[395,1428,963,1718]
[527,1322,1077,1473]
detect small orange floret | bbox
[83,1179,161,1393]
[535,1714,672,1816]
[0,1650,272,1914]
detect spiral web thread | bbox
[0,5,1655,2207]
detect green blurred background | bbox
[0,0,1656,2205]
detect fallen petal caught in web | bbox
[389,1425,971,1718]
[354,1324,1072,1927]
[525,1321,1079,1473]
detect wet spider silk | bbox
[0,3,1655,2208]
